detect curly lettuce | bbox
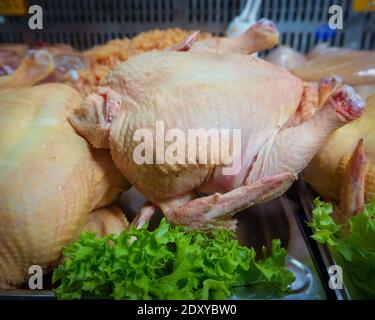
[53,219,294,300]
[309,198,375,299]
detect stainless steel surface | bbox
[0,188,328,300]
[0,289,54,300]
[0,0,373,51]
[230,193,326,300]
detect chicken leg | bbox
[0,50,54,91]
[250,85,366,182]
[335,139,367,229]
[172,18,279,54]
[84,205,129,237]
[285,76,343,127]
[160,172,295,230]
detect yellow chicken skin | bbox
[0,84,129,289]
[304,94,375,211]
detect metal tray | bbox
[0,185,331,300]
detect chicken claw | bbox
[319,76,342,107]
[131,203,157,229]
[337,139,367,230]
[190,18,279,54]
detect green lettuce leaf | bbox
[53,219,294,300]
[309,198,375,299]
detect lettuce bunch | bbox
[53,219,294,300]
[309,198,375,299]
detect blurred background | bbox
[0,0,374,52]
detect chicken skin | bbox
[71,20,366,230]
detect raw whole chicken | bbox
[70,20,366,230]
[292,48,375,86]
[304,93,375,224]
[0,84,129,289]
[265,43,375,92]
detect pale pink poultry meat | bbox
[70,20,366,230]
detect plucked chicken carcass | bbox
[304,93,375,224]
[0,84,129,289]
[292,49,375,86]
[265,44,375,98]
[70,19,366,230]
[266,43,375,86]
